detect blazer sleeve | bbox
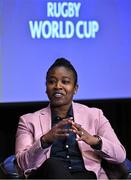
[95,109,126,163]
[15,115,51,174]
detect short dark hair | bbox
[46,58,78,85]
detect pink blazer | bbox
[15,102,126,179]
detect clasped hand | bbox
[42,117,98,146]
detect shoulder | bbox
[73,101,102,115]
[73,102,109,128]
[19,105,50,123]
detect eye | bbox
[62,79,70,84]
[47,79,56,84]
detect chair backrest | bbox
[0,155,20,179]
[124,159,131,171]
[101,159,128,179]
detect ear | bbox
[45,81,47,94]
[74,84,78,94]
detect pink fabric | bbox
[15,102,126,179]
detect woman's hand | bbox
[41,117,73,144]
[70,122,100,146]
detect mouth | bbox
[53,92,64,98]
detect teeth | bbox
[54,93,63,97]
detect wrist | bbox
[40,135,52,149]
[94,135,102,144]
[91,135,102,150]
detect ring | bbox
[81,131,84,136]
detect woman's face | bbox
[46,66,78,107]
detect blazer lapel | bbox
[39,104,52,134]
[72,102,84,125]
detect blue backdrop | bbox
[0,0,131,102]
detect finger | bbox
[70,126,85,138]
[72,123,86,135]
[76,137,83,141]
[56,128,70,137]
[71,124,78,131]
[57,128,70,134]
[63,117,73,121]
[70,128,82,137]
[71,122,82,131]
[71,124,83,133]
[56,133,70,137]
[57,118,73,128]
[56,131,70,138]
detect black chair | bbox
[1,154,131,179]
[0,155,23,179]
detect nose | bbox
[55,81,62,89]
